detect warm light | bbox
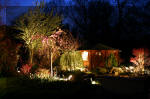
[129,66,134,70]
[68,75,72,80]
[82,51,88,61]
[90,78,100,85]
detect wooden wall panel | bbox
[80,50,120,70]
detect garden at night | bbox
[0,0,150,99]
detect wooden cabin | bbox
[79,44,120,70]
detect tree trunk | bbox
[50,51,53,77]
[29,48,33,65]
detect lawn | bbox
[0,77,103,99]
[0,76,148,99]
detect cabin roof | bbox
[80,43,121,52]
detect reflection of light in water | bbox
[82,51,88,61]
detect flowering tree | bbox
[33,29,79,76]
[15,1,79,76]
[130,48,150,73]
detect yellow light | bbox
[82,51,88,61]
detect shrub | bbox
[30,64,39,74]
[60,51,84,71]
[34,68,51,80]
[20,64,32,75]
[105,53,118,67]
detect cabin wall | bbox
[80,50,120,70]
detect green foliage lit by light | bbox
[60,51,84,71]
[14,1,62,65]
[105,53,118,68]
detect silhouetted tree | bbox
[0,26,21,76]
[65,0,113,48]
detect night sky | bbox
[0,0,124,25]
[1,0,149,25]
[0,0,150,49]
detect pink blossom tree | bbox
[34,29,79,76]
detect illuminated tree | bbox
[15,1,62,66]
[130,48,150,73]
[36,29,79,75]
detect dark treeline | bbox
[45,0,150,50]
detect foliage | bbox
[60,51,84,71]
[30,64,39,74]
[0,26,21,76]
[14,1,79,76]
[15,1,62,65]
[31,29,79,76]
[130,48,150,73]
[65,0,113,47]
[34,68,51,80]
[20,64,32,75]
[105,53,118,68]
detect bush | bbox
[20,64,32,75]
[60,51,84,71]
[30,64,39,73]
[105,53,118,68]
[34,68,51,80]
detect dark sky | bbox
[0,0,149,25]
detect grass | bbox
[0,77,102,99]
[0,78,7,97]
[0,75,148,99]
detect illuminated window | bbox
[82,51,88,61]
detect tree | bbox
[130,48,150,73]
[15,1,62,66]
[15,1,62,76]
[105,53,118,69]
[64,0,113,48]
[32,28,79,76]
[0,26,21,76]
